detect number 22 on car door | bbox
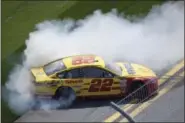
[84,78,117,96]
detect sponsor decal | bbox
[65,80,83,84]
[34,81,59,86]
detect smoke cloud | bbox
[4,1,184,115]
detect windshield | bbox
[105,63,122,76]
[44,60,66,76]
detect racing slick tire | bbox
[53,86,76,108]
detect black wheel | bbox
[130,82,148,101]
[53,87,76,108]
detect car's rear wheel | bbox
[54,87,76,108]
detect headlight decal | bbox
[124,63,136,75]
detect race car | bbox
[31,54,158,106]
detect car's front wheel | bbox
[53,86,76,108]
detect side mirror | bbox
[50,74,58,79]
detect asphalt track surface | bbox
[15,63,184,122]
[134,80,184,122]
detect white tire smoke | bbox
[3,1,184,115]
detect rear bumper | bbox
[146,78,159,95]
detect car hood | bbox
[31,67,50,81]
[116,62,157,78]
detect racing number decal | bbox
[88,79,101,92]
[100,79,114,91]
[88,79,113,92]
[72,56,95,65]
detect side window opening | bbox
[103,71,114,78]
[57,68,83,79]
[82,67,115,78]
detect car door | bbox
[56,68,84,96]
[80,66,122,96]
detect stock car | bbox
[31,54,158,107]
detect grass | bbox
[1,1,164,123]
[2,1,77,59]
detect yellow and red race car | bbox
[31,54,158,106]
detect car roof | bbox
[62,54,105,69]
[45,54,105,70]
